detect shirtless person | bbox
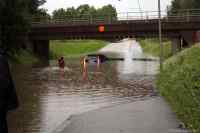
[58,57,65,77]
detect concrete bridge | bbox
[28,10,200,60]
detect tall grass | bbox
[156,44,200,132]
[11,50,39,64]
[50,40,107,59]
[139,39,172,59]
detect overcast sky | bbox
[41,0,172,14]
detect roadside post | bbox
[158,0,164,70]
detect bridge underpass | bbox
[28,10,200,60]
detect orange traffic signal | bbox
[98,26,105,32]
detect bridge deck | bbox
[30,11,200,40]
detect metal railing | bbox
[31,9,200,25]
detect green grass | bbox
[139,39,172,59]
[11,50,39,65]
[156,44,200,132]
[50,40,107,59]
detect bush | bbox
[156,44,200,132]
[11,50,39,64]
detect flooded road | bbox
[8,39,159,133]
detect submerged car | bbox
[84,54,108,64]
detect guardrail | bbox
[31,9,200,25]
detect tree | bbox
[0,0,28,54]
[52,8,67,20]
[168,0,182,14]
[88,6,97,16]
[0,0,46,55]
[76,4,91,18]
[66,7,77,18]
[97,5,117,21]
[168,0,200,15]
[100,5,117,16]
[193,0,200,8]
[33,8,51,23]
[28,0,46,14]
[51,4,118,23]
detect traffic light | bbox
[98,26,105,33]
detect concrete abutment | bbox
[170,31,200,55]
[31,40,50,61]
[171,38,181,55]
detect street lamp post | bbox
[158,0,163,70]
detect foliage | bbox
[0,0,46,55]
[156,44,200,132]
[98,5,117,17]
[12,50,39,64]
[76,4,91,17]
[49,40,107,59]
[168,0,200,14]
[32,8,51,22]
[66,7,78,17]
[52,4,117,21]
[52,8,66,20]
[27,0,46,14]
[0,0,29,54]
[139,39,172,59]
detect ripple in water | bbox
[8,39,158,133]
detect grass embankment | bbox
[139,39,172,59]
[156,44,200,132]
[50,40,107,59]
[11,50,39,65]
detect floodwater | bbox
[8,39,159,133]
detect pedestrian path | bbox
[59,97,183,133]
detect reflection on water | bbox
[121,40,143,74]
[8,39,158,133]
[116,40,159,81]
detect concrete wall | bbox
[31,40,49,61]
[180,31,195,47]
[170,31,200,55]
[180,31,200,46]
[194,31,200,42]
[171,38,181,55]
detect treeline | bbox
[53,4,117,19]
[168,0,200,13]
[0,1,117,54]
[33,4,117,22]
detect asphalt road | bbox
[59,97,184,133]
[57,40,185,133]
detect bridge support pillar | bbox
[180,31,196,47]
[171,38,181,55]
[31,40,49,61]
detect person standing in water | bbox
[0,49,19,133]
[58,57,65,77]
[81,56,88,81]
[58,57,65,69]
